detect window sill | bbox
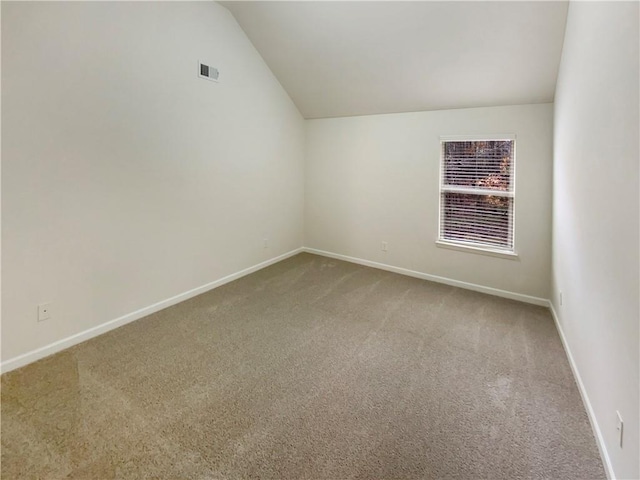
[435,240,519,260]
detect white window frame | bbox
[436,134,518,259]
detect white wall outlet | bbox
[38,303,51,322]
[263,237,269,249]
[559,291,563,306]
[381,241,388,252]
[616,411,623,447]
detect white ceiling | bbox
[221,1,569,119]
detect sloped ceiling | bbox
[221,1,569,119]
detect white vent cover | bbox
[199,61,219,82]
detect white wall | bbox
[305,104,553,300]
[1,2,305,363]
[3,2,636,475]
[552,2,639,479]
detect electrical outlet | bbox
[263,237,269,249]
[559,291,563,306]
[381,241,388,252]
[38,303,51,322]
[616,411,623,448]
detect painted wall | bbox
[552,2,639,479]
[305,104,553,300]
[2,2,305,363]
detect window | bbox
[438,136,516,255]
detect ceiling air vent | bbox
[199,61,219,82]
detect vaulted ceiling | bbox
[221,1,569,119]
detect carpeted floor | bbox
[1,253,605,479]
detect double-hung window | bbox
[438,136,516,256]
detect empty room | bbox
[1,1,638,479]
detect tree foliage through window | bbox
[440,140,515,250]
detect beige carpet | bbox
[1,253,605,479]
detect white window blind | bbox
[439,138,515,252]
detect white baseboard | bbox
[549,303,615,480]
[302,247,549,306]
[0,248,304,374]
[1,245,614,479]
[303,247,613,477]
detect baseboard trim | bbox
[0,248,304,374]
[2,245,613,478]
[549,303,615,480]
[302,247,548,306]
[303,247,613,476]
